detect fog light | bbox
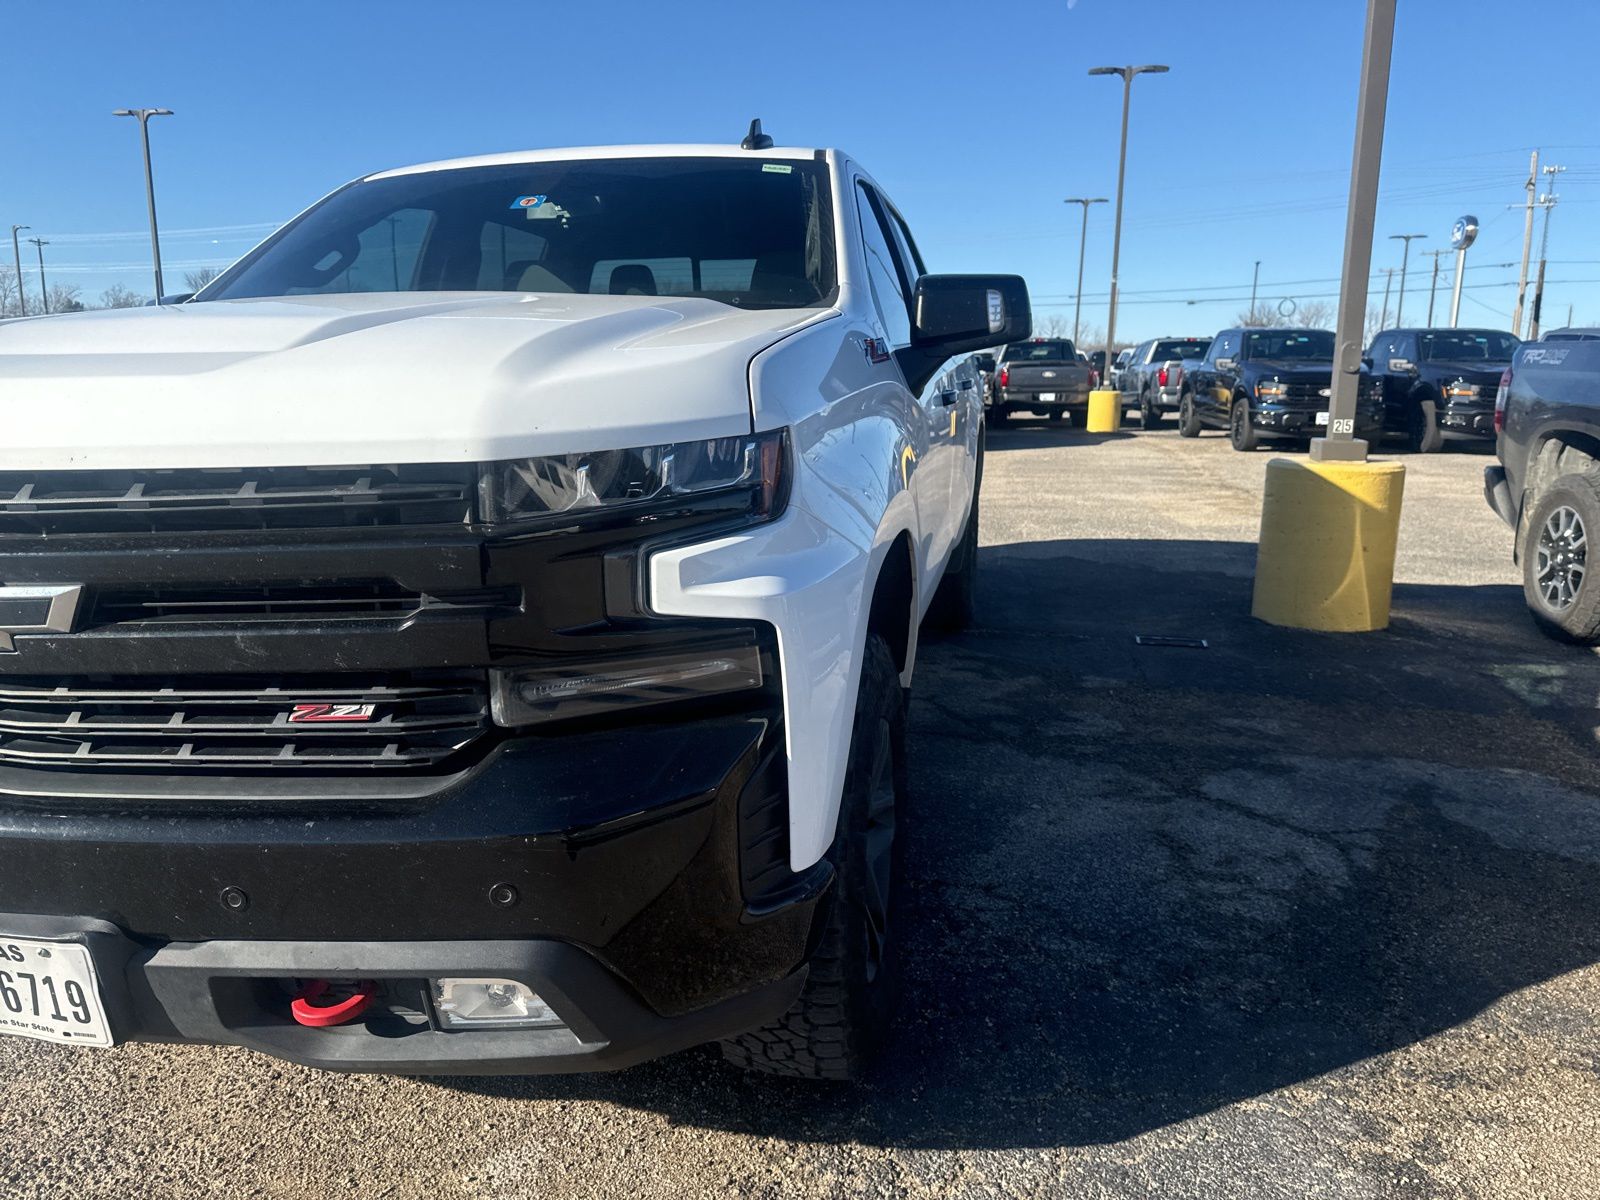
[430,978,564,1030]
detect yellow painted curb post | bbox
[1086,388,1121,433]
[1251,457,1406,632]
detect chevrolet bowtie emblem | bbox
[0,585,83,652]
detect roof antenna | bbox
[741,118,773,151]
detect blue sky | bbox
[5,0,1599,339]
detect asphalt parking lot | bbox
[5,422,1600,1200]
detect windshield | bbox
[205,157,836,310]
[1419,330,1519,362]
[1155,338,1211,361]
[1005,340,1076,362]
[1244,329,1335,360]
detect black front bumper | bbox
[0,714,830,1073]
[1438,398,1496,440]
[1252,402,1384,440]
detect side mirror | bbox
[1361,355,1374,369]
[1388,357,1415,373]
[1214,357,1236,371]
[899,274,1031,392]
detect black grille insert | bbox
[0,672,491,772]
[0,465,475,534]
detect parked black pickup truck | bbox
[990,338,1094,425]
[1177,327,1384,451]
[1485,330,1600,643]
[1118,336,1214,429]
[1367,327,1518,452]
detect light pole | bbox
[1250,260,1261,320]
[1378,267,1396,331]
[1063,197,1107,346]
[1421,249,1449,326]
[1388,233,1426,327]
[9,225,28,317]
[27,237,49,314]
[1088,63,1168,385]
[112,107,174,300]
[1530,164,1565,340]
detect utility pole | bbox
[112,107,174,300]
[1379,268,1396,331]
[1063,197,1107,346]
[1250,259,1261,319]
[1511,149,1539,338]
[1530,164,1564,341]
[1422,249,1449,326]
[27,237,48,314]
[1388,233,1426,327]
[9,225,28,318]
[1089,63,1169,383]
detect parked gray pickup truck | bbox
[990,339,1094,425]
[1485,329,1600,643]
[1118,336,1214,429]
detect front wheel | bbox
[1229,395,1259,451]
[1523,471,1600,644]
[720,634,906,1079]
[1177,392,1202,438]
[1406,398,1444,454]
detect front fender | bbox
[650,313,928,871]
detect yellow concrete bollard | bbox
[1086,388,1121,433]
[1251,457,1406,632]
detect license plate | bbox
[1315,411,1330,426]
[0,937,112,1047]
[1038,393,1057,402]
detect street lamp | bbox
[9,225,28,317]
[26,237,49,315]
[1063,197,1107,345]
[112,107,174,300]
[1088,64,1168,385]
[1388,233,1426,327]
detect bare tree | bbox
[184,266,220,292]
[1235,303,1278,327]
[99,283,148,309]
[0,266,21,317]
[46,282,84,314]
[1032,313,1073,338]
[1296,300,1335,329]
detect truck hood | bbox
[1248,361,1336,379]
[1424,360,1508,387]
[0,293,832,470]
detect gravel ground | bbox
[4,423,1599,1199]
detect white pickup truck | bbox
[0,133,1028,1080]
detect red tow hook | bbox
[290,980,377,1028]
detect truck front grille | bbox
[0,672,490,772]
[0,465,475,535]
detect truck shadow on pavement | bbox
[438,537,1600,1151]
[984,425,1134,451]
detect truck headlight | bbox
[1255,381,1288,398]
[480,430,786,526]
[490,628,768,727]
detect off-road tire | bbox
[1178,392,1202,438]
[1230,395,1259,452]
[1406,396,1444,454]
[1522,470,1600,644]
[720,635,906,1080]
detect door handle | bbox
[939,389,957,405]
[958,378,975,391]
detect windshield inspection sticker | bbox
[510,194,548,210]
[761,163,793,174]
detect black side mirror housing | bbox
[897,274,1031,393]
